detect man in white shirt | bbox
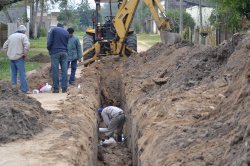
[3,25,30,93]
[98,106,126,142]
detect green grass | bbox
[137,33,161,47]
[0,55,42,80]
[30,37,47,48]
[0,38,48,80]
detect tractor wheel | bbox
[125,33,137,56]
[82,34,94,60]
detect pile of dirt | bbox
[28,53,50,63]
[120,32,250,165]
[0,81,48,143]
[27,63,52,90]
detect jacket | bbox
[101,106,124,126]
[47,26,69,55]
[3,32,30,60]
[67,36,82,61]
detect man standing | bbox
[3,25,30,94]
[47,23,69,93]
[67,28,82,85]
[98,106,126,142]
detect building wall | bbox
[0,22,7,47]
[186,6,213,29]
[0,6,25,24]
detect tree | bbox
[0,0,23,11]
[78,0,94,28]
[37,0,45,38]
[57,1,77,26]
[165,9,195,33]
[210,0,250,31]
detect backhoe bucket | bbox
[160,30,181,45]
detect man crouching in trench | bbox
[98,106,126,142]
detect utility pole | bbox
[199,0,207,44]
[179,0,183,33]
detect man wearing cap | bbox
[47,23,69,93]
[3,25,30,94]
[98,106,126,142]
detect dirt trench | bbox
[1,32,250,165]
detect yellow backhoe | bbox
[83,0,180,65]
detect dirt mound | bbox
[28,53,50,63]
[0,81,48,143]
[120,32,250,165]
[27,64,52,90]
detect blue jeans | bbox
[67,59,77,84]
[50,52,68,90]
[10,58,28,93]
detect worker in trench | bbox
[98,106,126,142]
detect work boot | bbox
[62,88,67,93]
[69,81,75,86]
[53,89,59,93]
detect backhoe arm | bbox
[143,0,171,30]
[113,0,140,55]
[113,0,171,55]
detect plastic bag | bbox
[40,83,52,93]
[101,137,116,145]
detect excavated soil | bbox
[1,32,250,165]
[27,63,52,90]
[0,81,48,143]
[28,53,50,63]
[121,32,250,165]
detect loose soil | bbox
[0,80,48,143]
[28,53,50,63]
[1,32,250,165]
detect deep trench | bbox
[96,66,133,166]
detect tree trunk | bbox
[30,0,35,38]
[24,0,28,22]
[33,0,39,38]
[37,0,44,38]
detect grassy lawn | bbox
[137,33,161,47]
[0,37,48,80]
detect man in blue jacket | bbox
[67,28,82,85]
[47,23,69,93]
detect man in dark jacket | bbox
[67,27,82,85]
[47,23,69,93]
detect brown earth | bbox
[0,80,48,143]
[121,32,250,165]
[1,32,250,165]
[26,63,52,90]
[27,53,50,63]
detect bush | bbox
[39,27,47,37]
